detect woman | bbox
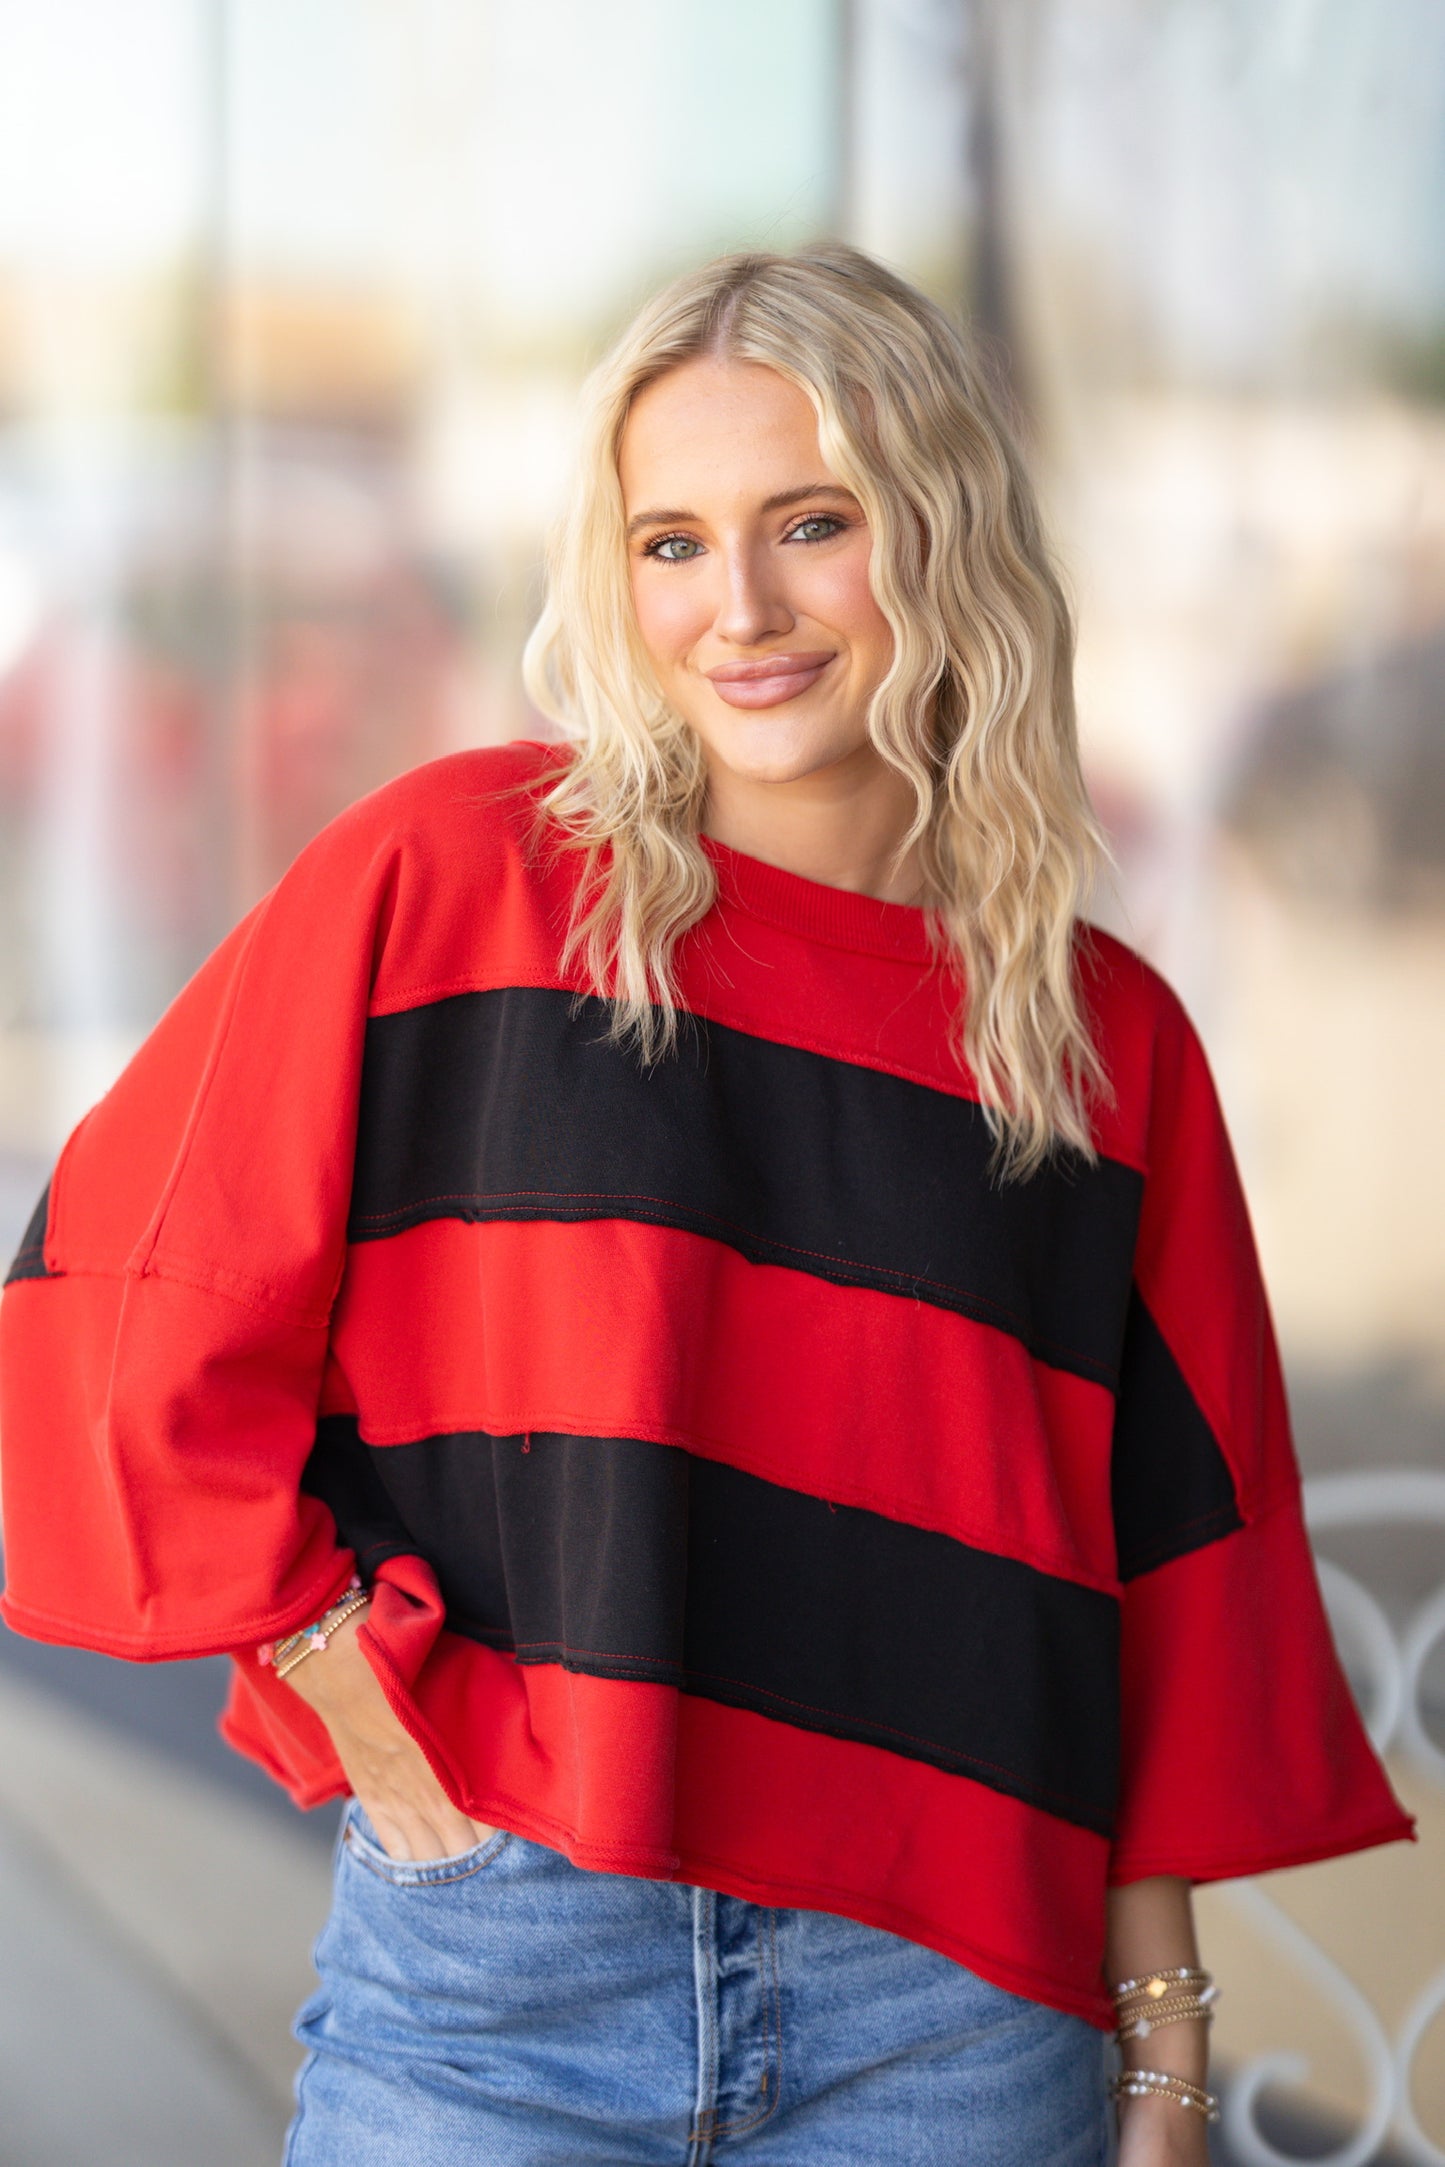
[0,244,1414,2166]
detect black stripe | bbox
[3,1180,54,1285]
[303,1417,1121,1834]
[1110,1288,1244,1580]
[347,987,1144,1386]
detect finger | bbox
[353,1797,413,1860]
[375,1795,450,1862]
[411,1804,500,1856]
[355,1790,493,1862]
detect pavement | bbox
[0,1642,335,2167]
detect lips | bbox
[704,651,836,710]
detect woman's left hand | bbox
[1115,2093,1213,2166]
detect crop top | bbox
[0,737,1415,2028]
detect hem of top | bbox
[210,1700,1114,2026]
[441,1778,1111,2025]
[0,1558,359,1662]
[656,1844,1114,2029]
[1106,1810,1419,1888]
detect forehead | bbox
[618,358,830,508]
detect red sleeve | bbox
[0,789,405,1663]
[1107,988,1416,1883]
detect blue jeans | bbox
[285,1799,1110,2166]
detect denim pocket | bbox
[341,1797,514,1887]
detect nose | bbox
[712,539,794,649]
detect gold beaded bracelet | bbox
[1109,1967,1219,2106]
[1114,1982,1218,2040]
[1109,2069,1220,2122]
[265,1582,372,1681]
[1112,1965,1213,2003]
[1112,1968,1218,2037]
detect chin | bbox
[716,749,830,787]
[696,709,868,788]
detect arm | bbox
[0,772,498,1848]
[1097,979,1413,2154]
[1105,1876,1211,2165]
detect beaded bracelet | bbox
[257,1575,368,1677]
[1114,1989,1217,2042]
[274,1589,371,1679]
[1108,2069,1220,2122]
[1111,1966,1213,2002]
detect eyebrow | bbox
[625,483,859,541]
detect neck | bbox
[699,747,926,906]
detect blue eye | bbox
[787,515,846,543]
[647,533,703,562]
[642,512,847,561]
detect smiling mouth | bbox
[704,652,837,710]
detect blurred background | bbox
[0,2,1441,2161]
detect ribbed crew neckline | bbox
[700,831,933,962]
[512,744,932,963]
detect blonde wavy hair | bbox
[521,241,1112,1178]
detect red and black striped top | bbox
[0,738,1414,2026]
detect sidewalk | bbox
[0,1662,333,2167]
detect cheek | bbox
[630,570,709,670]
[801,548,892,671]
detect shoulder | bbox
[260,739,576,932]
[1075,921,1196,1043]
[235,739,578,1000]
[282,738,583,1005]
[1073,921,1219,1165]
[304,738,573,866]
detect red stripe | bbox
[324,1214,1120,1588]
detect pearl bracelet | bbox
[1111,1965,1212,2002]
[1108,2069,1220,2122]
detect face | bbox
[618,357,894,791]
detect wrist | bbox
[271,1605,374,1725]
[1109,1961,1217,2123]
[1116,2001,1211,2086]
[260,1577,371,1689]
[1114,2089,1214,2164]
[1119,2032,1210,2086]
